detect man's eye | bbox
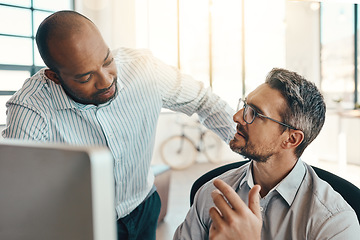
[79,74,93,83]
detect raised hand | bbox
[209,179,262,240]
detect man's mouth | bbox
[96,78,117,96]
[235,125,248,140]
[97,84,115,97]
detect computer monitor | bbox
[0,140,117,240]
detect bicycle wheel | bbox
[202,131,223,163]
[160,136,197,170]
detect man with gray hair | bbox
[174,68,360,239]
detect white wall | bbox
[285,1,321,86]
[75,0,136,49]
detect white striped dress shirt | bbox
[2,48,236,218]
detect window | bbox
[136,0,285,111]
[0,0,74,124]
[321,3,359,109]
[137,0,242,108]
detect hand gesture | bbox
[209,179,262,240]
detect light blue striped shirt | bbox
[2,48,236,218]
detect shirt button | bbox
[260,207,263,212]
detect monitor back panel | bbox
[0,143,97,240]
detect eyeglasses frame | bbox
[237,98,297,130]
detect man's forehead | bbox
[246,84,286,114]
[48,22,105,66]
[246,84,269,101]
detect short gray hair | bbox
[265,68,326,158]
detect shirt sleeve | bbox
[152,53,236,143]
[173,186,212,240]
[2,103,49,141]
[173,167,247,240]
[311,209,360,239]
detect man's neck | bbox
[252,155,298,198]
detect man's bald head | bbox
[36,11,96,72]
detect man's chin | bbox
[241,152,268,163]
[229,144,244,156]
[229,138,239,149]
[229,145,265,163]
[229,139,245,152]
[95,83,118,104]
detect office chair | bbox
[190,160,360,223]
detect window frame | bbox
[0,1,74,95]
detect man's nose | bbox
[95,70,113,90]
[233,108,246,125]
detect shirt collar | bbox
[239,159,306,206]
[276,158,305,206]
[41,69,77,110]
[239,161,253,189]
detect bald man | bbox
[2,11,236,240]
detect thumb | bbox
[248,184,262,220]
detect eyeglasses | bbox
[236,98,297,130]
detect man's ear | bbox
[282,130,304,149]
[44,69,61,85]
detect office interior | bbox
[0,0,360,239]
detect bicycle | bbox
[160,115,223,170]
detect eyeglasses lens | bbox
[237,99,256,124]
[244,105,255,124]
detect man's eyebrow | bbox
[251,103,264,114]
[104,48,110,62]
[245,97,264,114]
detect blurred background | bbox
[0,0,359,238]
[1,0,359,166]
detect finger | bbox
[213,178,248,213]
[209,206,224,230]
[248,184,262,220]
[209,223,219,240]
[211,187,239,221]
[211,189,232,220]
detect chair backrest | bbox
[190,160,250,206]
[189,160,360,224]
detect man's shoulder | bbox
[298,163,360,238]
[8,69,51,109]
[301,163,355,218]
[112,47,153,63]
